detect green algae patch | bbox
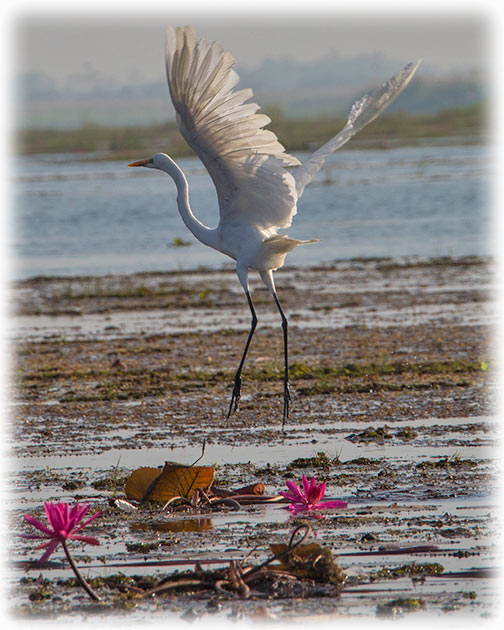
[16,343,490,405]
[346,426,394,443]
[416,456,480,470]
[286,451,340,471]
[371,562,444,581]
[395,426,419,441]
[377,598,426,616]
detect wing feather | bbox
[166,25,300,230]
[293,59,422,197]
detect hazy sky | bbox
[14,10,489,87]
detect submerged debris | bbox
[270,542,346,588]
[377,598,426,617]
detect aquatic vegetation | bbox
[280,475,347,514]
[346,426,393,443]
[22,501,102,563]
[171,237,192,247]
[287,451,340,471]
[270,541,346,587]
[395,426,419,441]
[377,597,426,617]
[21,501,103,600]
[416,455,480,470]
[371,562,444,580]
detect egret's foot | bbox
[282,381,291,427]
[227,375,242,419]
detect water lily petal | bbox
[69,502,89,532]
[23,514,54,537]
[285,480,306,504]
[34,540,53,551]
[309,481,326,505]
[73,510,103,534]
[38,539,60,563]
[45,502,64,533]
[301,476,311,498]
[278,491,299,503]
[287,503,307,513]
[285,480,302,496]
[58,503,71,531]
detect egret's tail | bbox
[297,239,320,245]
[261,235,320,271]
[264,234,320,250]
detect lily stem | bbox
[61,539,101,601]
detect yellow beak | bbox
[128,158,152,167]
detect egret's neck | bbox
[157,154,216,248]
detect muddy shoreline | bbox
[9,256,497,622]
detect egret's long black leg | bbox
[227,291,257,418]
[273,292,290,426]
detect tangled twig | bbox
[124,523,314,600]
[211,524,312,597]
[242,523,312,579]
[215,561,250,598]
[162,488,241,512]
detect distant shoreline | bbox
[16,104,485,159]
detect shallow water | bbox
[12,144,491,279]
[11,414,495,471]
[10,257,496,343]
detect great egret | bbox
[129,25,421,425]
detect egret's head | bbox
[128,156,156,169]
[128,153,178,174]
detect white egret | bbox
[129,25,421,425]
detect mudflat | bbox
[10,256,497,622]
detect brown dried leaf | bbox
[125,463,214,502]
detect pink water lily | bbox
[280,476,347,514]
[22,501,102,563]
[21,501,103,601]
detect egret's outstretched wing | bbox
[166,26,300,230]
[293,59,422,198]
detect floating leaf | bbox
[125,462,214,502]
[125,467,160,500]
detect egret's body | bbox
[129,26,421,424]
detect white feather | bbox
[293,58,423,197]
[166,25,301,231]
